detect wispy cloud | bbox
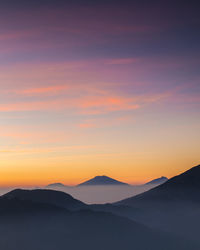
[78,123,97,129]
[16,85,69,96]
[78,115,134,129]
[105,58,138,65]
[0,92,170,114]
[0,144,98,155]
[0,30,39,41]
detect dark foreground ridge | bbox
[0,187,197,250]
[105,164,200,246]
[116,164,200,205]
[3,188,86,211]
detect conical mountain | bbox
[78,175,129,186]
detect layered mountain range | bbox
[47,175,168,187]
[0,165,199,249]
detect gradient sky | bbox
[0,0,199,186]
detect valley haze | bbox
[44,175,168,203]
[0,175,168,204]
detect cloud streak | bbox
[0,92,171,114]
[16,85,69,96]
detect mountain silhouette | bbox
[144,176,168,186]
[111,164,200,244]
[3,189,86,211]
[78,175,129,186]
[117,164,200,205]
[1,167,200,248]
[46,183,67,188]
[0,189,196,250]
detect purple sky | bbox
[0,0,199,186]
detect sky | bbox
[0,0,199,186]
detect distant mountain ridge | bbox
[144,176,168,186]
[77,175,129,186]
[46,175,168,188]
[46,183,67,188]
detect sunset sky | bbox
[0,0,199,186]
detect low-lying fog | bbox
[0,184,157,204]
[0,187,13,196]
[45,185,156,204]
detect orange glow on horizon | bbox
[0,152,199,187]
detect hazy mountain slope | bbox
[0,195,196,250]
[117,164,200,205]
[78,175,129,186]
[144,176,168,186]
[110,165,200,244]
